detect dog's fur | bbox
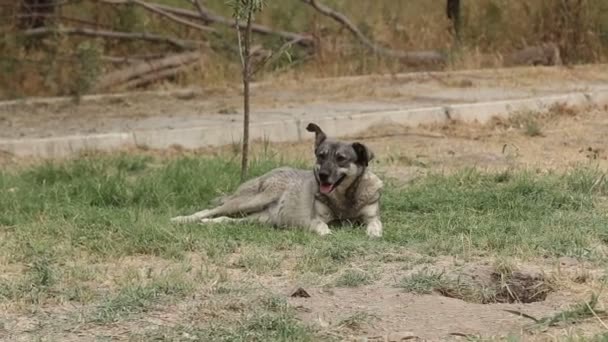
[170,123,384,237]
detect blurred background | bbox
[1,0,607,100]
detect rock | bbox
[290,287,311,298]
[387,332,418,341]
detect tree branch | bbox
[300,0,446,65]
[189,0,212,24]
[95,51,200,90]
[251,36,304,76]
[120,65,189,89]
[96,0,216,33]
[155,2,314,47]
[22,27,202,49]
[235,17,246,70]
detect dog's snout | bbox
[318,170,330,183]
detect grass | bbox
[2,153,607,265]
[505,294,608,332]
[398,269,448,295]
[334,268,374,287]
[1,153,608,339]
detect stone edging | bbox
[1,89,607,159]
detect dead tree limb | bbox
[22,27,202,49]
[251,36,304,76]
[96,0,216,33]
[95,51,200,90]
[155,2,314,47]
[120,65,189,89]
[504,43,562,67]
[17,14,112,28]
[100,53,166,64]
[301,0,446,65]
[189,0,213,25]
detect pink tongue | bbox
[320,184,333,194]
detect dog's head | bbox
[306,123,374,195]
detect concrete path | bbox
[1,65,607,158]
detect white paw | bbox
[311,222,332,236]
[317,228,333,236]
[366,221,383,238]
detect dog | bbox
[170,123,384,237]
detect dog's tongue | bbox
[320,183,333,194]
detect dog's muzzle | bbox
[317,170,345,194]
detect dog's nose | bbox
[318,171,330,183]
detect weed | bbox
[93,266,195,323]
[505,294,607,331]
[398,269,447,294]
[524,119,543,137]
[233,249,282,275]
[336,311,377,331]
[334,269,374,287]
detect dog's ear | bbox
[352,142,374,167]
[306,123,327,149]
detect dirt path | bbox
[1,65,607,139]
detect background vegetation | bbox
[1,0,607,99]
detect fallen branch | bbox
[154,2,314,47]
[95,51,200,90]
[300,0,446,65]
[22,27,201,49]
[16,14,112,29]
[100,53,167,64]
[120,65,190,89]
[96,0,216,33]
[503,43,562,67]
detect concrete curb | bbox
[1,89,607,159]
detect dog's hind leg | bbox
[200,211,270,225]
[170,209,213,224]
[171,192,278,225]
[200,192,278,218]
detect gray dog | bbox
[171,123,384,237]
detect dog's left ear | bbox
[352,142,374,167]
[306,122,327,150]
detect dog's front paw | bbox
[366,220,383,238]
[311,221,332,236]
[317,228,332,236]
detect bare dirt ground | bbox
[1,65,607,139]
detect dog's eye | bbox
[318,151,327,159]
[336,154,346,163]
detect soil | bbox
[1,64,607,139]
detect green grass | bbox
[398,269,448,295]
[334,268,374,287]
[1,153,608,339]
[505,294,607,332]
[1,154,607,265]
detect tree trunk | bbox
[446,0,461,41]
[240,8,254,181]
[18,0,56,29]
